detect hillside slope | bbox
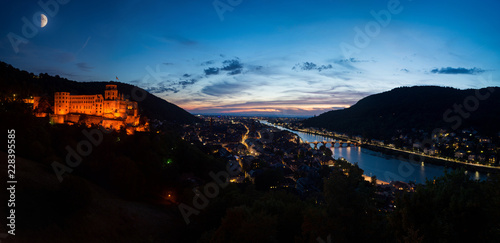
[304,86,500,139]
[0,61,199,124]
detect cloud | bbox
[201,81,250,96]
[76,62,93,72]
[336,58,371,63]
[144,74,199,93]
[204,59,244,76]
[228,69,242,75]
[145,85,179,94]
[221,59,243,71]
[178,78,199,88]
[282,87,373,100]
[431,67,485,74]
[293,62,316,71]
[331,58,373,70]
[252,65,263,71]
[215,99,354,108]
[292,62,333,72]
[185,97,358,117]
[201,60,215,66]
[204,67,220,75]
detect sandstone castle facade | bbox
[50,84,142,131]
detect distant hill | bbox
[0,61,199,124]
[304,86,500,139]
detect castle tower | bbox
[105,84,118,100]
[54,92,70,115]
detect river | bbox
[260,120,488,184]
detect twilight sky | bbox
[1,0,499,116]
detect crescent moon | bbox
[41,14,48,28]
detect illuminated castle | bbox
[51,84,142,131]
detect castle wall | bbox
[68,94,103,116]
[52,84,143,132]
[66,114,81,124]
[50,114,65,124]
[54,92,70,115]
[102,119,126,130]
[126,115,140,126]
[79,115,104,126]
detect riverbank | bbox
[262,120,491,182]
[362,175,390,185]
[290,127,351,142]
[283,124,500,175]
[361,144,500,174]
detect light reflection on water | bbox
[261,120,487,183]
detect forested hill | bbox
[304,86,500,139]
[0,61,199,124]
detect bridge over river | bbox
[260,120,488,183]
[304,140,360,149]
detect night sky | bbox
[1,0,499,116]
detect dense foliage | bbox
[185,161,500,242]
[2,100,499,242]
[389,170,500,242]
[2,62,500,242]
[0,99,222,201]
